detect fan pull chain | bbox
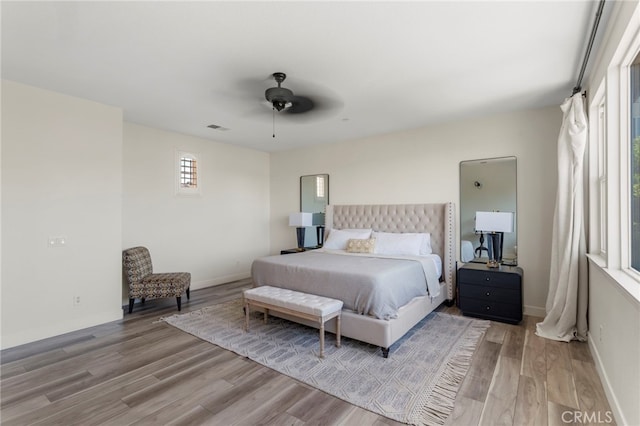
[272,107,276,138]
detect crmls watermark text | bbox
[562,411,614,424]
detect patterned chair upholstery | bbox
[122,246,191,314]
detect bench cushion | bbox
[244,286,343,317]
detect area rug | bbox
[161,299,489,426]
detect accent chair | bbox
[122,246,191,314]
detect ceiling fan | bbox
[264,72,314,114]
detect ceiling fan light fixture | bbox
[265,86,294,111]
[272,100,292,111]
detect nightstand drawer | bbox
[459,297,523,323]
[458,282,520,304]
[457,263,523,324]
[458,268,518,288]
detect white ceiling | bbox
[1,1,608,152]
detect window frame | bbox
[587,6,640,297]
[176,150,201,196]
[588,85,608,259]
[619,30,639,279]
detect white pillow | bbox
[372,231,426,256]
[323,229,372,249]
[395,232,431,255]
[419,233,432,255]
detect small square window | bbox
[176,151,200,195]
[180,157,197,188]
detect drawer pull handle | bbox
[486,292,491,296]
[486,306,491,310]
[485,277,490,281]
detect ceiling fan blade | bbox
[285,96,314,114]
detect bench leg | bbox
[336,315,341,348]
[244,301,250,331]
[319,321,325,358]
[263,308,269,324]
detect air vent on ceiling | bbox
[207,124,229,131]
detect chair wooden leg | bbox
[177,296,182,311]
[141,298,145,305]
[186,287,190,300]
[128,298,135,314]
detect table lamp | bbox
[475,211,514,268]
[312,212,326,246]
[289,212,313,250]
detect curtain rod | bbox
[572,0,606,95]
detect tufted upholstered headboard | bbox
[326,203,456,301]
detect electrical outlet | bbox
[73,295,81,307]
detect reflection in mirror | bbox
[300,174,329,247]
[460,157,517,265]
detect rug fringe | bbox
[410,319,490,426]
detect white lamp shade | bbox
[289,212,313,227]
[475,211,514,233]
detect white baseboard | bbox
[523,304,545,318]
[1,309,124,350]
[190,272,251,290]
[588,332,626,426]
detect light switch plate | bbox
[48,236,67,247]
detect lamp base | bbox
[486,232,503,268]
[316,225,325,247]
[486,259,500,268]
[296,227,306,250]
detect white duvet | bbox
[250,249,442,320]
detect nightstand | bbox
[280,247,320,255]
[457,262,523,324]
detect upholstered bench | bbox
[243,286,343,358]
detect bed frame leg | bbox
[444,299,455,307]
[381,347,390,358]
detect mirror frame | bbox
[459,156,517,266]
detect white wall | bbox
[588,265,640,425]
[270,106,561,314]
[122,123,270,302]
[0,83,271,348]
[584,2,640,425]
[1,81,124,349]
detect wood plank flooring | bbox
[1,280,614,425]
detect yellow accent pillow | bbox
[346,238,376,254]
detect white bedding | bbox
[318,248,442,296]
[251,249,442,320]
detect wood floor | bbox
[1,279,614,426]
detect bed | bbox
[251,203,456,357]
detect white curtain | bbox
[536,93,589,342]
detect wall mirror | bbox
[300,174,329,247]
[460,157,517,265]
